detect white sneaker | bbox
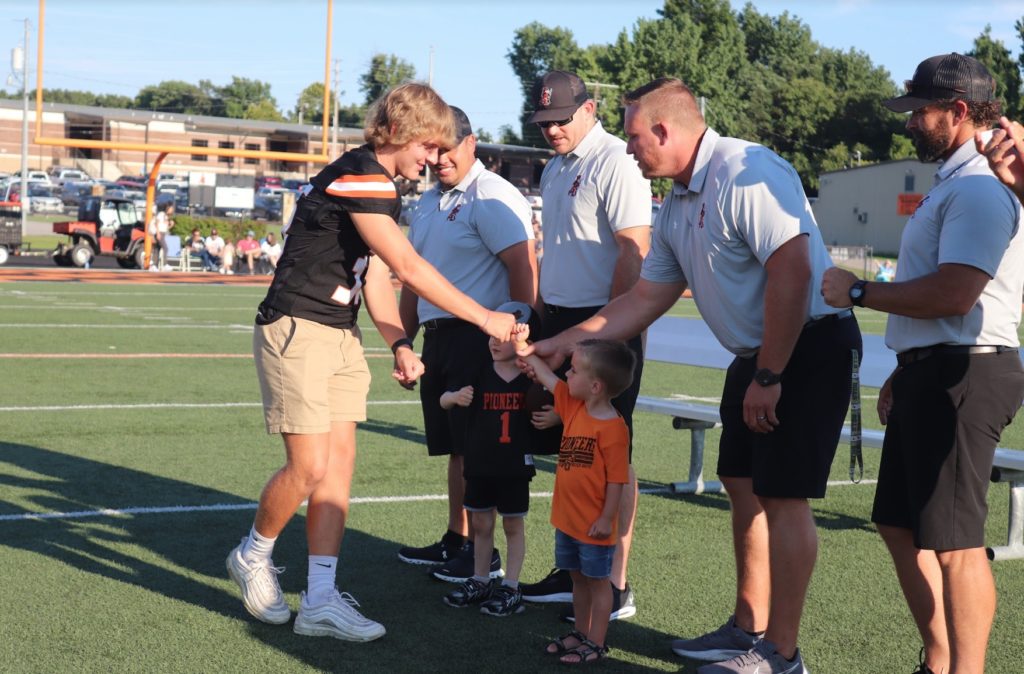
[225,540,291,624]
[293,589,386,642]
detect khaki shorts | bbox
[253,316,370,434]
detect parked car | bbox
[12,170,51,184]
[50,168,90,186]
[26,183,63,213]
[281,179,307,191]
[255,175,282,190]
[253,192,282,221]
[61,181,96,213]
[115,175,147,189]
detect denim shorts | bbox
[554,529,614,579]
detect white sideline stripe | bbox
[0,400,420,412]
[0,323,252,330]
[0,481,876,523]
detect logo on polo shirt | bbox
[568,174,582,197]
[447,204,462,221]
[540,87,552,107]
[698,202,706,229]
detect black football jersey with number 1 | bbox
[463,367,538,480]
[258,145,401,329]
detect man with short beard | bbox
[823,53,1024,674]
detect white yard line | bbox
[0,400,420,412]
[0,480,876,523]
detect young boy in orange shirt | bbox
[515,325,635,664]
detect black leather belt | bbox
[544,304,599,315]
[421,317,472,331]
[896,344,1017,367]
[804,308,853,329]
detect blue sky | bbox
[1,1,1022,137]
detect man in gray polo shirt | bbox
[517,70,651,621]
[396,107,538,577]
[524,77,860,674]
[824,53,1024,674]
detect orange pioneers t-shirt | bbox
[550,380,630,546]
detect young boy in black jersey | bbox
[440,301,539,617]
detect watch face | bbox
[850,286,863,299]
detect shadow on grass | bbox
[0,441,686,671]
[359,417,426,445]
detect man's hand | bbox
[481,311,517,341]
[877,371,897,425]
[743,381,780,433]
[392,348,424,390]
[821,267,858,308]
[976,116,1024,202]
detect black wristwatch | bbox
[849,280,868,307]
[753,368,782,387]
[390,337,414,355]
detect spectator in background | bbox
[186,228,205,255]
[201,228,225,272]
[261,232,282,272]
[875,259,895,282]
[237,230,262,274]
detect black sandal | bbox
[559,639,609,666]
[545,630,586,655]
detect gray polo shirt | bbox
[539,122,652,307]
[641,128,838,357]
[408,159,533,323]
[885,135,1024,353]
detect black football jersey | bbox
[258,145,401,328]
[463,367,538,479]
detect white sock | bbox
[241,526,276,564]
[502,579,519,589]
[307,555,338,603]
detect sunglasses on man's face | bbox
[536,114,574,129]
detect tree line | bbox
[4,0,1023,195]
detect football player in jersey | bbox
[225,83,517,642]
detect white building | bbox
[813,159,938,256]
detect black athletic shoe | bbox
[560,582,636,623]
[397,532,463,566]
[430,543,503,583]
[480,584,525,617]
[443,577,493,608]
[520,568,573,603]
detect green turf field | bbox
[1,281,1022,673]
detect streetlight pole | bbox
[13,18,30,238]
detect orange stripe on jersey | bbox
[325,174,396,199]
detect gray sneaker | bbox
[697,641,809,674]
[672,615,762,661]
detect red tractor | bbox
[52,196,152,268]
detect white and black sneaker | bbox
[520,568,573,603]
[430,543,503,583]
[397,532,464,566]
[443,577,493,608]
[480,584,525,617]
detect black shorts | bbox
[718,313,861,498]
[539,303,644,460]
[464,476,531,517]
[871,349,1024,550]
[419,320,490,457]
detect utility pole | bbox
[9,19,30,237]
[331,59,340,158]
[584,81,619,111]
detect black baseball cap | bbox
[884,53,996,113]
[450,106,474,143]
[527,71,589,124]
